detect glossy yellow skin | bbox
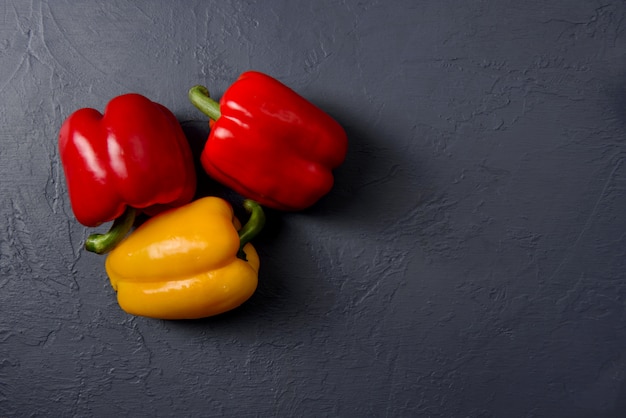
[105,197,259,319]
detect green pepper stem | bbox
[237,200,265,261]
[84,207,137,254]
[188,85,222,121]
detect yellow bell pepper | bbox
[104,197,265,320]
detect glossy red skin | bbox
[201,71,348,211]
[59,94,196,227]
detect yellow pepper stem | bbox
[238,200,265,261]
[85,207,137,254]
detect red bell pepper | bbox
[188,71,348,211]
[59,93,196,251]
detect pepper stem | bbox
[85,207,137,254]
[188,85,222,121]
[237,200,265,261]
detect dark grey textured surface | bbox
[1,0,626,416]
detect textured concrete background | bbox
[1,0,625,416]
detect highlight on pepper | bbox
[189,71,348,211]
[104,197,265,320]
